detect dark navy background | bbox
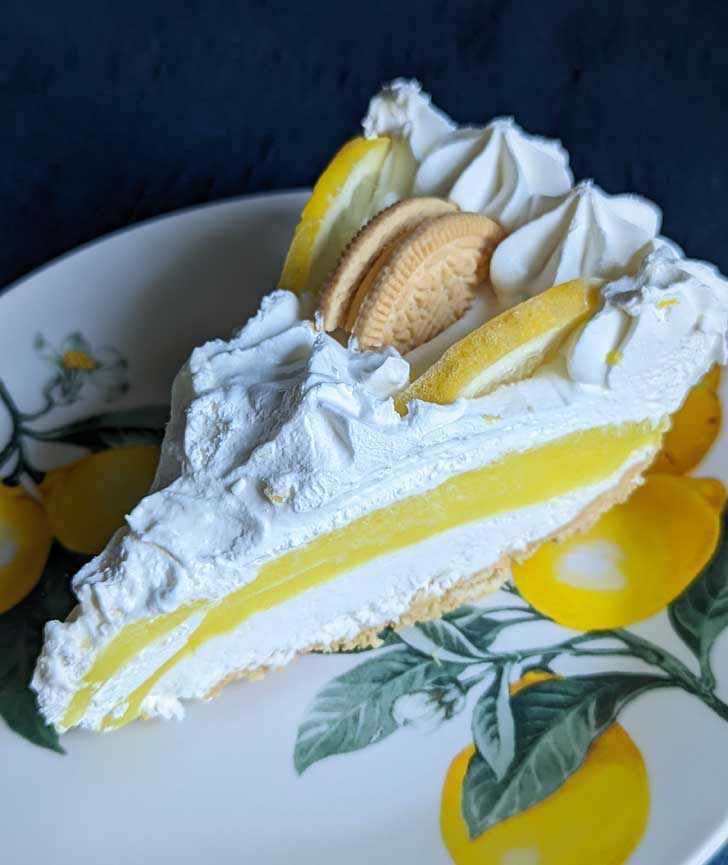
[2,1,728,861]
[2,0,728,291]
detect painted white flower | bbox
[392,681,466,732]
[35,332,128,406]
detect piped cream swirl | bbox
[363,82,572,232]
[362,78,455,160]
[489,181,661,308]
[568,246,728,387]
[413,118,573,231]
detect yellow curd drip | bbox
[61,420,662,731]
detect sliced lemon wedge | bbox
[394,279,599,413]
[279,137,392,296]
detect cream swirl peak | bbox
[569,247,728,387]
[362,78,455,161]
[363,81,573,232]
[362,82,660,314]
[413,119,573,231]
[489,181,661,308]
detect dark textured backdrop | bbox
[2,2,728,861]
[2,0,728,291]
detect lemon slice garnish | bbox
[279,137,392,296]
[395,279,599,412]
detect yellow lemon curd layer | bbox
[62,420,661,731]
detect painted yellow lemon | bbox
[279,136,393,296]
[42,445,160,555]
[441,671,649,865]
[395,279,598,413]
[651,364,722,474]
[513,474,725,630]
[0,484,52,612]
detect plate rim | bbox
[0,188,310,302]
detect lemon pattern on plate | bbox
[42,445,160,555]
[0,445,159,611]
[0,331,167,750]
[513,474,725,629]
[440,672,649,865]
[0,484,52,613]
[650,364,722,475]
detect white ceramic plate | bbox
[2,193,728,865]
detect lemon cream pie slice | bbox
[33,83,728,734]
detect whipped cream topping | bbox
[363,78,455,161]
[569,247,728,386]
[363,81,572,233]
[413,118,573,231]
[489,181,662,307]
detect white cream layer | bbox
[76,455,651,730]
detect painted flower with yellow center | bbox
[42,445,160,555]
[61,349,98,371]
[512,474,725,630]
[440,671,649,865]
[0,483,53,613]
[35,331,129,406]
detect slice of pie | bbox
[33,80,728,733]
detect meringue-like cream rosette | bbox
[489,180,662,307]
[413,119,573,231]
[363,79,573,231]
[32,83,728,734]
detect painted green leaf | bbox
[294,646,466,773]
[471,664,515,781]
[32,404,169,451]
[462,673,664,838]
[0,542,84,753]
[416,618,489,659]
[443,606,514,652]
[669,509,728,681]
[442,605,484,627]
